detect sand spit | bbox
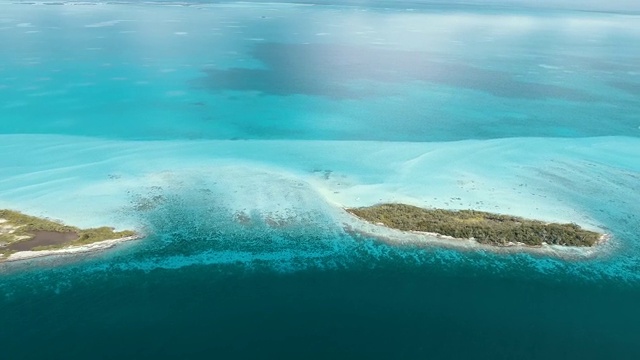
[1,234,142,263]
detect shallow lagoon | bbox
[1,1,640,358]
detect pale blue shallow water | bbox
[1,2,639,358]
[1,1,639,141]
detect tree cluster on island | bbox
[347,203,601,247]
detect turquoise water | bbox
[1,2,640,358]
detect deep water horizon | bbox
[1,1,639,358]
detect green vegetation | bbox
[0,209,137,256]
[0,233,15,243]
[347,203,602,247]
[75,226,136,245]
[0,209,76,233]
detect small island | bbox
[0,209,139,262]
[347,203,602,247]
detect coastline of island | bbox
[0,209,142,263]
[344,203,607,254]
[1,199,610,264]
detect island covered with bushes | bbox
[0,209,138,260]
[347,203,602,247]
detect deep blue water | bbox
[1,1,640,359]
[3,261,640,359]
[2,182,639,358]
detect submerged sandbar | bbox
[347,203,602,247]
[0,209,139,261]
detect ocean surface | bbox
[1,1,640,358]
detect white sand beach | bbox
[2,235,142,263]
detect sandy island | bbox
[0,209,142,263]
[343,203,608,257]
